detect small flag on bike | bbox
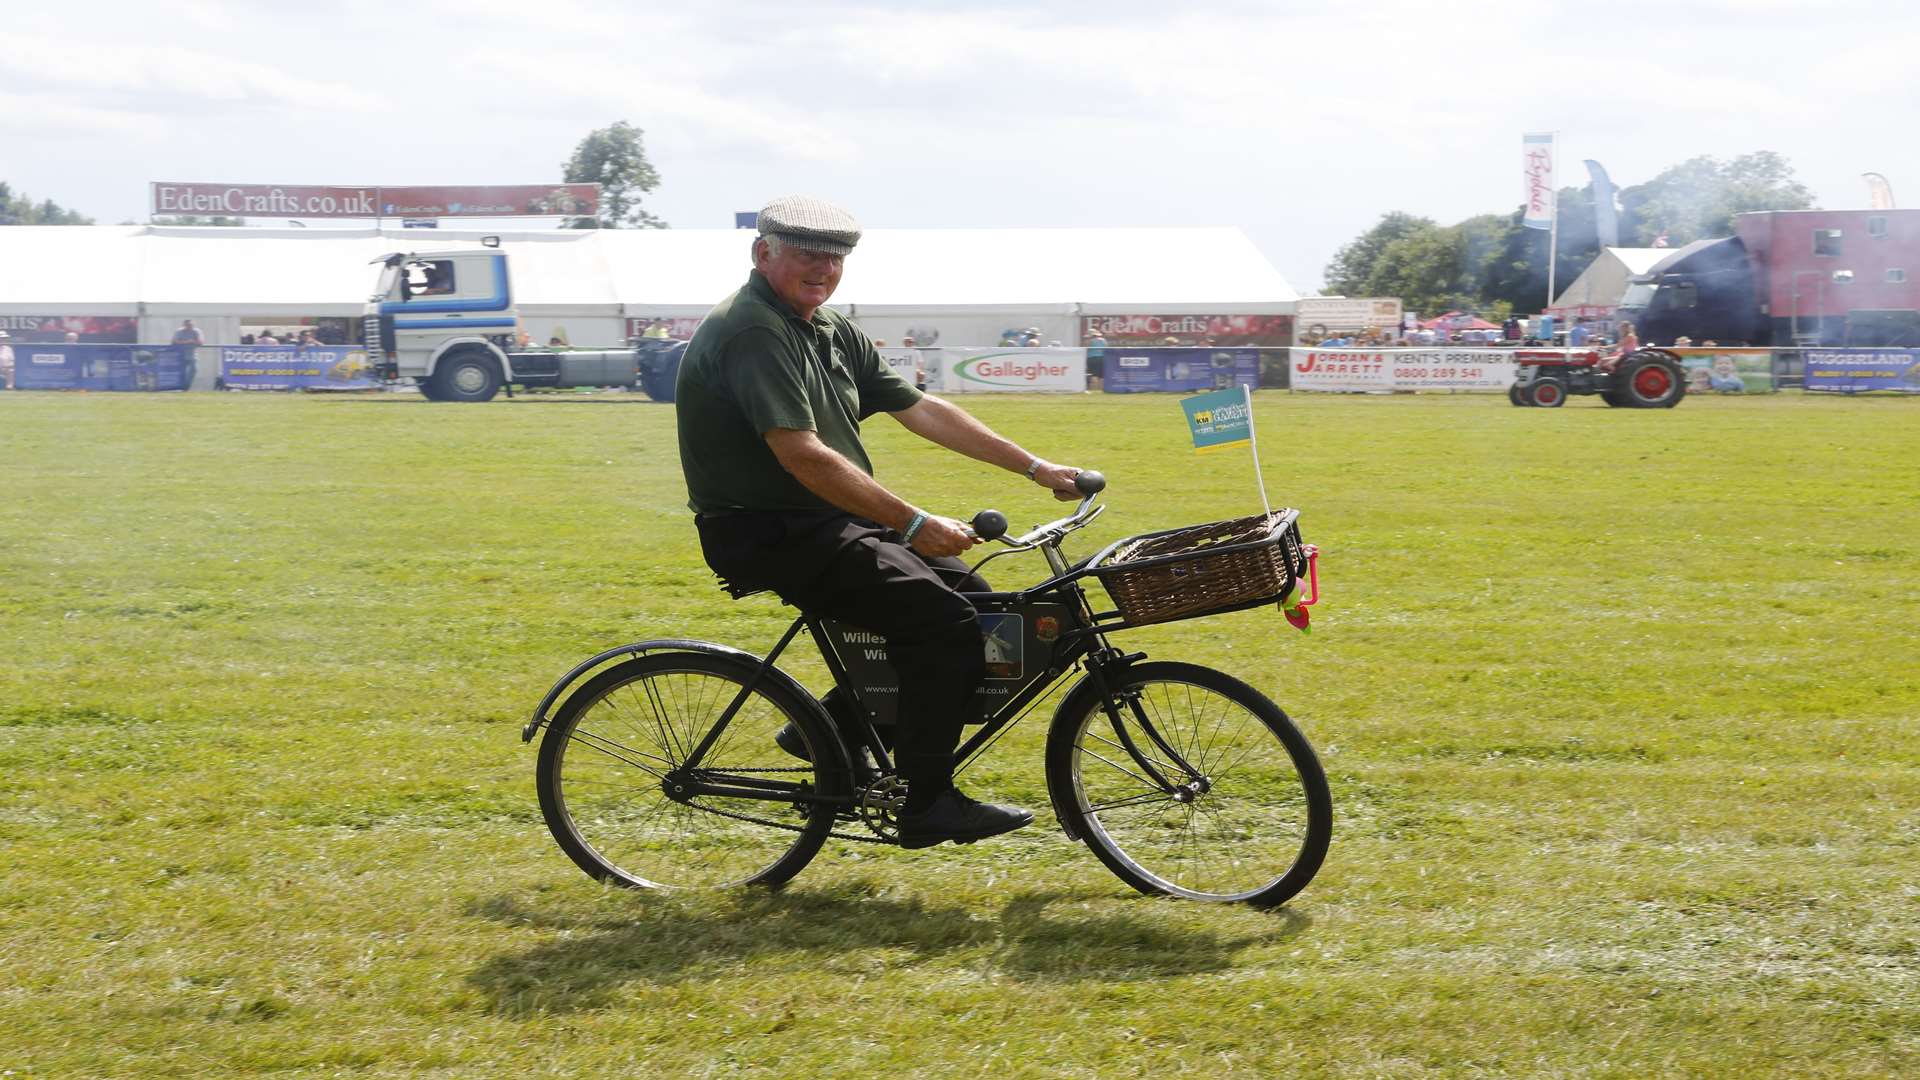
[1180,386,1252,453]
[1180,384,1271,517]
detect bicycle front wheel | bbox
[1046,661,1331,907]
[536,652,845,891]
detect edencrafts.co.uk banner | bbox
[1291,348,1520,392]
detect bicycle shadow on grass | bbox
[464,881,1310,1015]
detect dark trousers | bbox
[696,510,987,803]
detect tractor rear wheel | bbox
[1613,351,1685,408]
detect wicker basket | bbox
[1093,511,1303,625]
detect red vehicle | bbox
[1508,348,1687,408]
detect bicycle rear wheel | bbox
[536,652,845,890]
[1046,661,1331,907]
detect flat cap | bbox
[758,194,862,256]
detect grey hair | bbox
[755,233,783,259]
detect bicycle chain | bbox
[674,774,892,845]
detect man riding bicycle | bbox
[674,195,1085,849]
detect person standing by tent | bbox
[171,320,204,390]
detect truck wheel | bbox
[1614,351,1685,408]
[415,377,443,401]
[1527,376,1567,407]
[430,350,502,403]
[1508,382,1529,406]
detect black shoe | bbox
[896,788,1034,849]
[775,719,880,785]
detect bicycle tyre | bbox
[536,652,845,891]
[1045,661,1332,907]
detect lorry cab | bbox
[364,245,520,400]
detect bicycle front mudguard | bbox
[1040,656,1147,841]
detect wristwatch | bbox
[1024,457,1045,480]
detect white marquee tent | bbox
[1549,247,1671,315]
[0,224,1298,364]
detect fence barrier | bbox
[7,344,193,392]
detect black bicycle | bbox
[524,472,1332,907]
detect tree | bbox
[1323,211,1435,295]
[1618,152,1812,247]
[561,121,665,229]
[1321,151,1816,314]
[0,182,93,225]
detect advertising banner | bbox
[877,347,930,391]
[1082,314,1293,346]
[11,344,189,391]
[220,346,377,390]
[1103,348,1260,393]
[0,315,138,343]
[1522,133,1555,230]
[1804,350,1920,393]
[152,182,599,219]
[934,348,1084,393]
[624,316,706,341]
[1672,347,1777,394]
[1294,298,1404,338]
[1291,348,1519,392]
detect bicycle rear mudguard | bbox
[521,637,848,779]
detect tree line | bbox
[1323,152,1814,316]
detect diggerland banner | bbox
[934,348,1085,392]
[220,346,377,390]
[152,182,599,219]
[1803,350,1920,393]
[1292,348,1519,392]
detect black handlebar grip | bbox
[971,509,1009,541]
[1073,470,1107,495]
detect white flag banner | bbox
[1523,133,1555,231]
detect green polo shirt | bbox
[676,270,923,513]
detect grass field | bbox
[2,388,1917,1078]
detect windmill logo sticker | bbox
[980,614,1023,680]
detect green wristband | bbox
[901,511,929,544]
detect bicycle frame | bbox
[523,491,1312,843]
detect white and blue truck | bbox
[362,243,683,402]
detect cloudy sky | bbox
[3,0,1914,291]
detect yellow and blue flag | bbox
[1180,386,1253,453]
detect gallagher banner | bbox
[152,182,599,219]
[934,348,1085,393]
[1803,350,1920,393]
[1291,348,1519,392]
[220,346,377,390]
[1103,348,1261,393]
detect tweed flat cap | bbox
[758,195,862,255]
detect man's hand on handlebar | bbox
[1030,461,1085,501]
[909,514,980,558]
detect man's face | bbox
[756,239,844,315]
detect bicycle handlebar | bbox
[968,469,1108,549]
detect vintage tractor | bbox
[1508,348,1687,408]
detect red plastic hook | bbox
[1282,545,1320,632]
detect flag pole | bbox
[1243,383,1272,518]
[1546,132,1560,312]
